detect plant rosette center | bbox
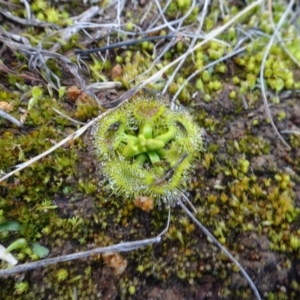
[92,97,203,203]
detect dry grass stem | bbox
[0,109,23,127]
[0,208,170,277]
[259,0,294,150]
[0,8,59,29]
[140,0,263,90]
[178,195,261,300]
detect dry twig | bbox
[0,208,170,277]
[0,109,23,127]
[178,196,261,300]
[0,8,59,29]
[259,0,294,150]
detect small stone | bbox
[0,101,13,112]
[134,196,154,212]
[111,64,122,79]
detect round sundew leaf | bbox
[131,98,165,122]
[32,242,49,258]
[92,97,203,203]
[0,221,21,232]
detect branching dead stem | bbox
[0,8,59,29]
[140,0,263,89]
[48,6,101,55]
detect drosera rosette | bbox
[92,97,203,204]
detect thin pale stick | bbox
[20,0,31,20]
[52,108,86,125]
[164,0,211,104]
[48,6,101,55]
[0,109,23,127]
[0,208,170,277]
[281,130,300,135]
[145,0,196,34]
[0,86,140,182]
[0,9,58,29]
[139,0,263,89]
[171,46,246,104]
[267,0,300,68]
[178,196,261,300]
[260,0,294,150]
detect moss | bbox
[14,281,29,294]
[55,268,69,282]
[235,136,271,156]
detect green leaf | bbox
[32,242,49,258]
[58,86,66,99]
[196,78,205,92]
[31,86,43,99]
[28,86,43,110]
[0,221,21,232]
[27,97,38,110]
[6,238,27,252]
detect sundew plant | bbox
[92,97,203,203]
